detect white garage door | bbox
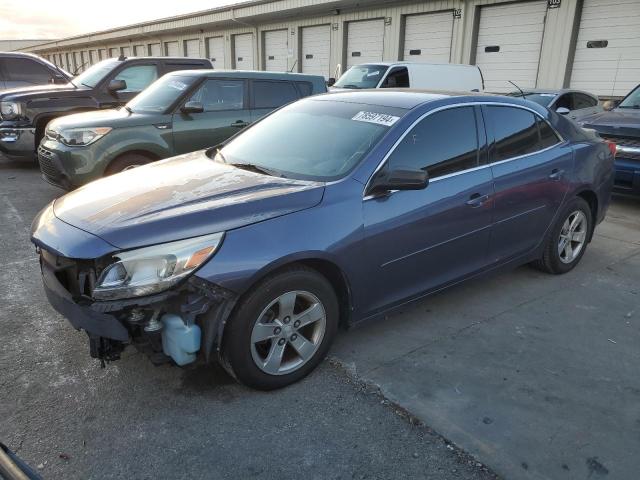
[149,44,161,57]
[475,1,547,92]
[346,19,385,69]
[89,50,97,65]
[207,37,225,68]
[185,39,200,58]
[165,41,179,57]
[570,0,640,97]
[403,12,454,62]
[234,33,254,69]
[121,46,131,57]
[301,25,330,78]
[133,45,146,57]
[264,30,289,71]
[98,49,106,60]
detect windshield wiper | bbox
[619,104,640,109]
[339,84,361,89]
[124,105,133,113]
[231,163,283,177]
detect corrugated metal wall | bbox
[26,0,604,94]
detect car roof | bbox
[166,69,324,81]
[351,61,478,69]
[512,88,598,97]
[317,89,496,109]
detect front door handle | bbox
[231,121,249,128]
[549,168,565,181]
[466,193,489,208]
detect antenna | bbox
[289,59,297,73]
[508,80,526,99]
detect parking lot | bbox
[2,155,639,480]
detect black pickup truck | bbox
[0,56,212,158]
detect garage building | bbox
[22,0,640,98]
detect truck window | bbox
[113,65,158,92]
[381,67,409,88]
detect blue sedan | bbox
[31,90,614,390]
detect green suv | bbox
[38,70,326,189]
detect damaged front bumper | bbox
[39,247,237,367]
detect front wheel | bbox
[222,265,339,390]
[532,197,592,274]
[105,153,153,176]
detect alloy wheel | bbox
[250,290,326,375]
[557,210,588,264]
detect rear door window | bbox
[387,106,479,178]
[1,57,53,84]
[537,117,561,149]
[252,80,299,109]
[485,106,540,161]
[295,81,313,97]
[162,61,209,74]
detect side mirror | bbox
[556,107,570,115]
[368,167,429,195]
[181,101,204,114]
[107,79,127,92]
[327,77,336,87]
[602,100,618,111]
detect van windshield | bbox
[127,75,198,113]
[334,64,388,89]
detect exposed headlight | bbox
[57,127,112,146]
[0,101,24,120]
[93,232,224,301]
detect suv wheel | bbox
[532,196,592,274]
[222,265,339,390]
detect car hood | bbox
[0,82,84,101]
[53,150,325,250]
[48,108,160,130]
[581,108,640,137]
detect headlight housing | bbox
[0,101,24,120]
[56,127,112,146]
[93,232,224,301]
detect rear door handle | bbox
[466,193,489,208]
[549,168,564,181]
[231,121,249,128]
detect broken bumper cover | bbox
[0,127,36,157]
[41,260,129,341]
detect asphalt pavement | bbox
[0,156,495,480]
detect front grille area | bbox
[41,249,97,298]
[600,135,640,161]
[37,147,63,182]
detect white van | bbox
[329,62,484,92]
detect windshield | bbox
[73,59,119,88]
[334,64,389,89]
[619,85,640,109]
[127,75,198,113]
[217,99,405,181]
[507,92,556,107]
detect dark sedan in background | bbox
[31,90,614,390]
[507,88,602,121]
[580,83,640,195]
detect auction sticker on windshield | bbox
[352,111,400,127]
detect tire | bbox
[222,265,339,390]
[532,196,593,274]
[105,153,153,176]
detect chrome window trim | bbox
[363,101,565,200]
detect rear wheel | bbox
[105,153,153,175]
[222,265,339,390]
[532,197,592,274]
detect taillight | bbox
[605,141,616,156]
